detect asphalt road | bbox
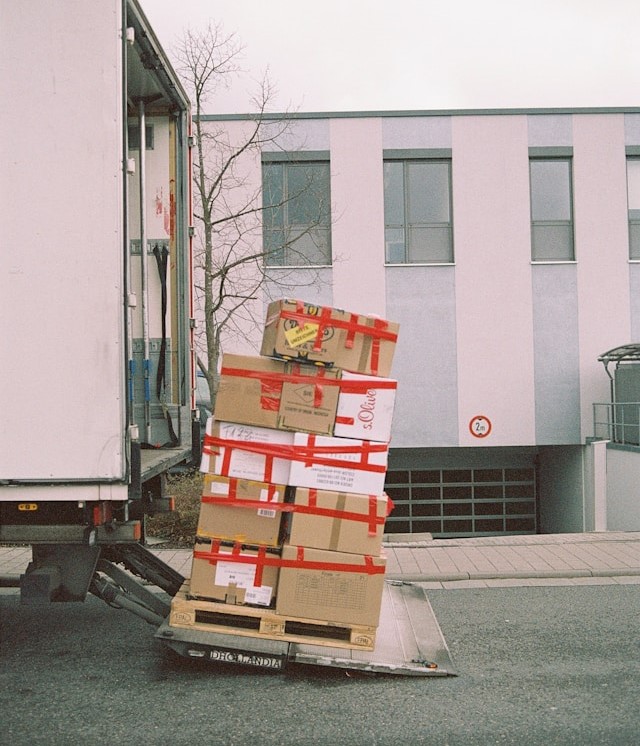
[1,584,638,746]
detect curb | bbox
[386,567,640,583]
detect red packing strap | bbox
[254,546,266,586]
[260,395,280,412]
[279,307,398,344]
[313,306,333,351]
[260,378,281,412]
[386,496,395,516]
[221,364,336,410]
[200,490,388,528]
[228,478,238,500]
[203,434,388,474]
[305,434,316,468]
[221,364,396,392]
[335,415,354,425]
[367,495,378,536]
[194,544,385,576]
[345,313,358,349]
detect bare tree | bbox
[173,24,328,412]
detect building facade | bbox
[203,108,640,537]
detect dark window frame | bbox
[626,153,640,260]
[529,151,575,262]
[383,149,454,265]
[262,153,332,268]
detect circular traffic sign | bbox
[469,415,492,438]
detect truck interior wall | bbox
[126,115,185,447]
[127,116,173,340]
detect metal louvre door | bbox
[385,466,537,537]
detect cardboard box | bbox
[198,475,286,547]
[200,419,294,484]
[275,545,387,626]
[333,371,397,442]
[190,539,280,607]
[288,432,388,495]
[214,353,341,436]
[260,299,399,377]
[287,488,390,556]
[202,421,388,494]
[214,353,396,441]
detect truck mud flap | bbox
[155,581,455,677]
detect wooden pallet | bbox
[168,582,377,651]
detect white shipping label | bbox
[214,559,257,589]
[243,585,273,606]
[208,481,230,496]
[258,487,279,518]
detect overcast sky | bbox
[143,0,640,115]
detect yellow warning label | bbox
[284,323,319,348]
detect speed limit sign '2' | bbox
[469,415,492,438]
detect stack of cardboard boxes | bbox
[176,299,399,646]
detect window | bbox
[530,158,574,261]
[384,158,453,264]
[262,159,331,267]
[627,157,640,260]
[128,123,154,150]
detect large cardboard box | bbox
[201,421,388,495]
[214,353,397,441]
[198,475,286,547]
[214,353,341,436]
[275,545,387,626]
[260,299,399,377]
[288,432,388,495]
[190,539,280,607]
[287,488,390,556]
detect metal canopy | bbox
[598,344,640,364]
[598,344,640,377]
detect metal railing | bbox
[593,402,640,446]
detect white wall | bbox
[452,116,536,447]
[329,118,387,316]
[606,447,640,530]
[574,115,630,441]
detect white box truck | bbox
[0,1,453,676]
[0,0,196,603]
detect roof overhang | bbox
[126,0,190,116]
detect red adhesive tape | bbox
[194,542,386,576]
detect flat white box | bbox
[334,372,396,442]
[200,419,294,484]
[288,433,388,496]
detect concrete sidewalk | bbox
[383,531,640,588]
[2,531,640,589]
